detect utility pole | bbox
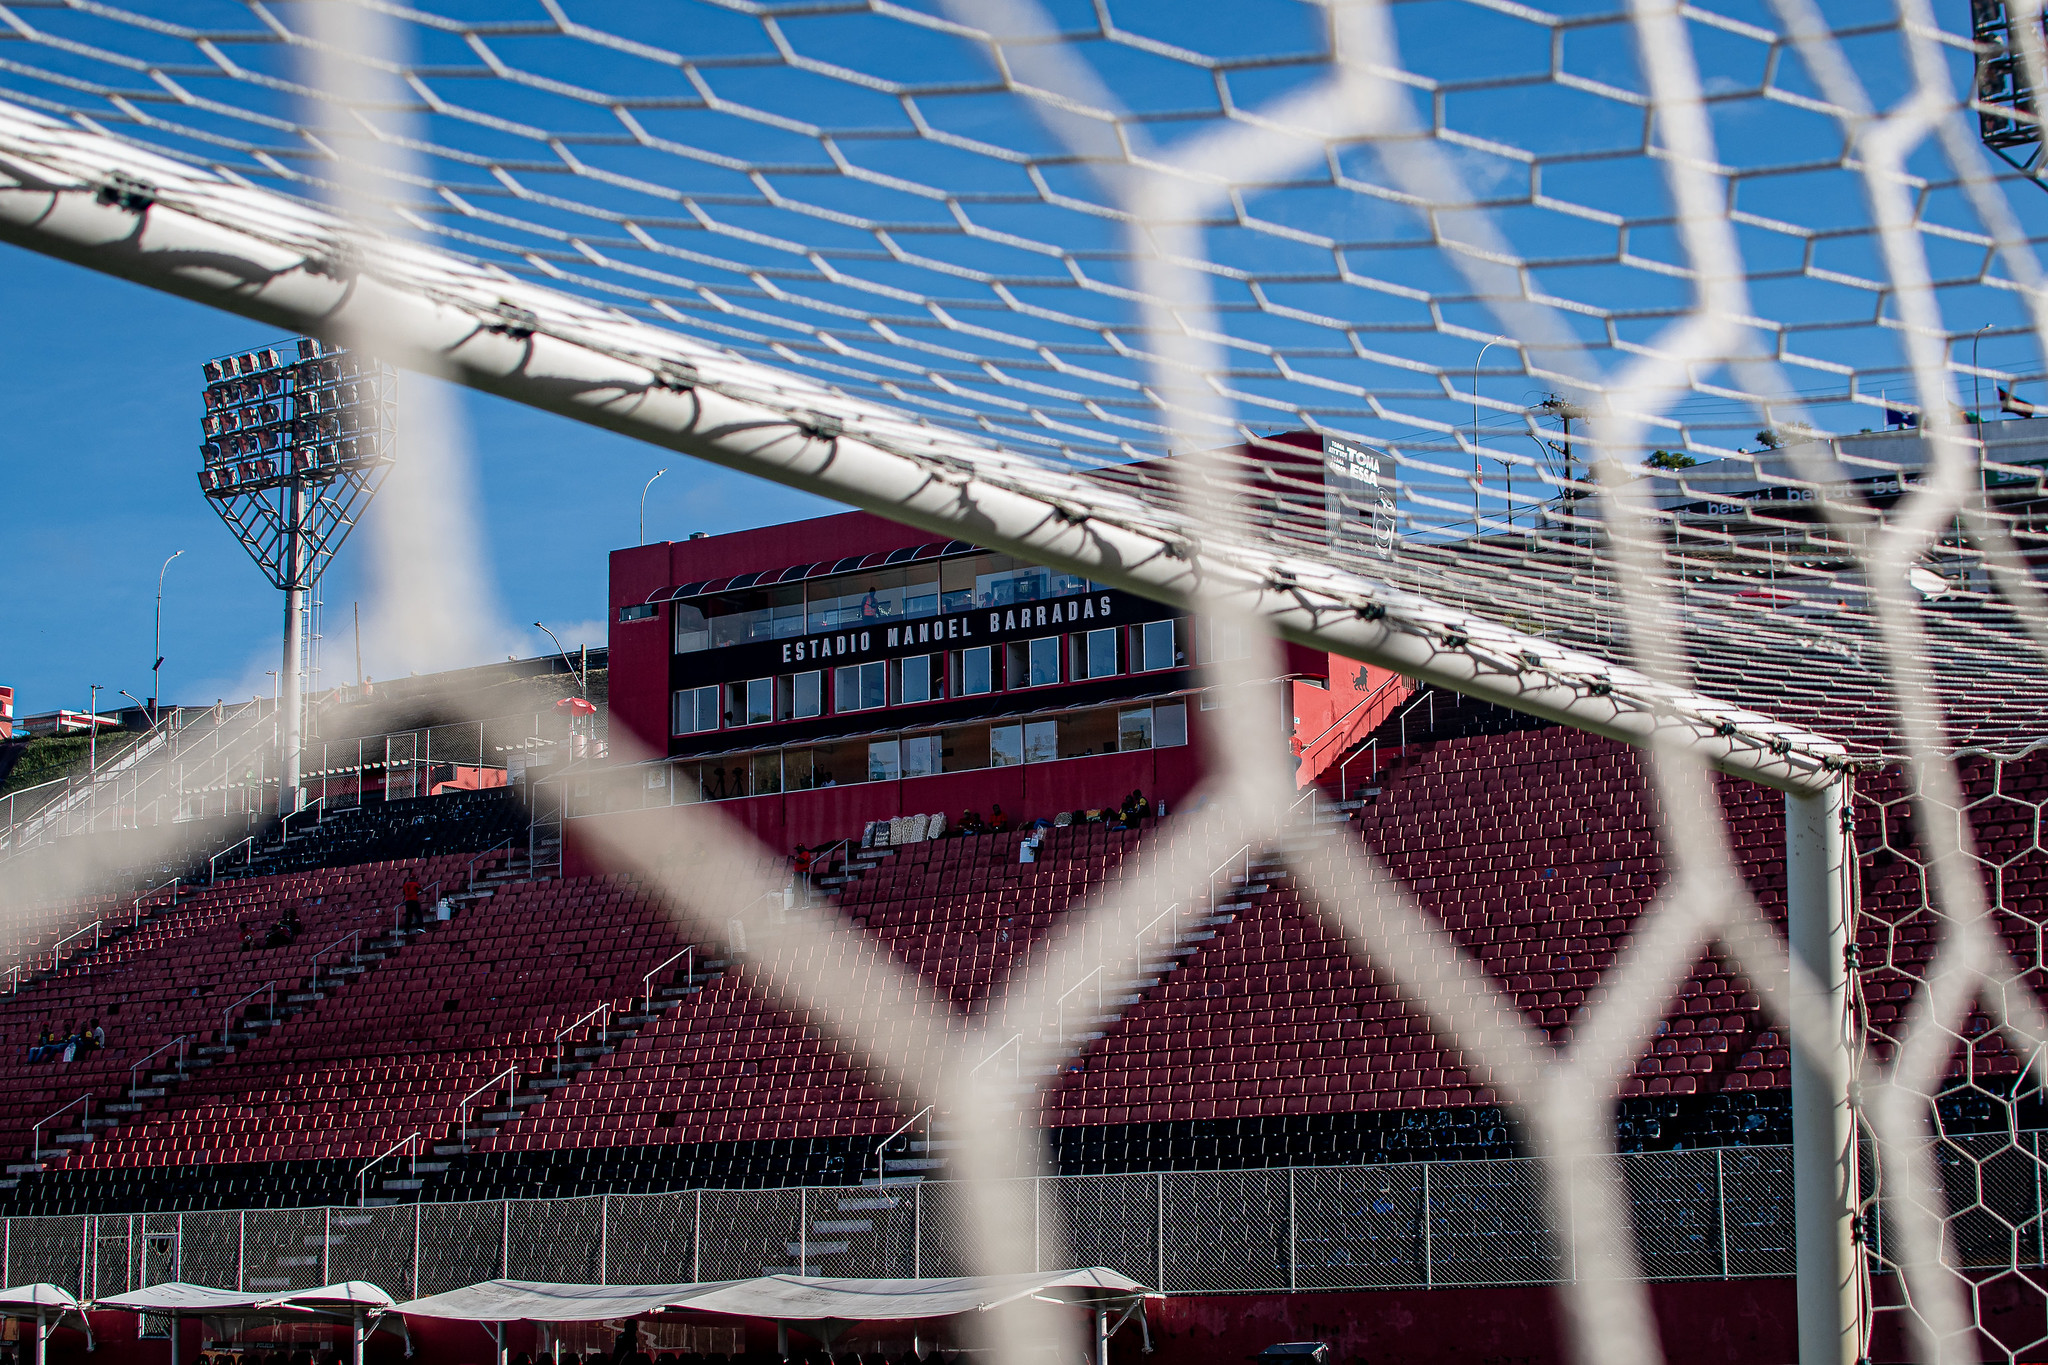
[152,549,182,719]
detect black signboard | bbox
[672,588,1175,688]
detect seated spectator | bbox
[1133,789,1152,820]
[238,921,255,951]
[86,1017,105,1051]
[957,808,986,835]
[59,1022,83,1062]
[26,1021,54,1063]
[989,804,1011,833]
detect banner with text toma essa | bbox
[671,590,1180,689]
[1325,436,1397,558]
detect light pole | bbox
[1473,337,1506,531]
[534,622,588,699]
[639,468,669,546]
[87,683,101,777]
[153,549,183,720]
[1973,323,1994,431]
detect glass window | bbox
[1023,720,1059,763]
[961,646,993,695]
[672,685,719,735]
[990,724,1023,767]
[942,723,988,771]
[750,750,782,795]
[1119,707,1154,751]
[1057,709,1117,758]
[1141,619,1182,671]
[1028,636,1060,687]
[1155,702,1189,747]
[791,671,822,719]
[1085,628,1118,679]
[834,661,887,713]
[674,604,709,654]
[868,739,901,782]
[619,602,657,623]
[898,654,933,704]
[744,677,775,726]
[903,734,941,778]
[941,557,977,614]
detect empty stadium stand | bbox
[7,688,2044,1218]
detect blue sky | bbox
[0,245,840,715]
[1,1,2042,713]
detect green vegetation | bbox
[0,731,141,799]
[1646,450,1697,470]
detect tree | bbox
[1646,450,1697,470]
[1755,428,1783,449]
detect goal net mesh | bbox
[1,2,2047,1363]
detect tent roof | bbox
[96,1282,397,1317]
[395,1280,733,1323]
[393,1271,1152,1326]
[0,1285,84,1316]
[670,1270,1153,1322]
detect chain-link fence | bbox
[0,1149,1807,1300]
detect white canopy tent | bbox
[0,1285,92,1364]
[94,1283,401,1365]
[394,1271,1153,1365]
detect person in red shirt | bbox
[402,873,423,930]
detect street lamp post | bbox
[534,623,588,698]
[87,683,101,778]
[639,468,669,546]
[1473,337,1506,531]
[153,549,183,720]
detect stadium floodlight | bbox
[195,337,395,817]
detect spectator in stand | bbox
[403,872,424,930]
[26,1021,53,1062]
[1133,789,1153,821]
[958,808,986,835]
[239,921,255,952]
[990,804,1011,833]
[59,1022,83,1062]
[86,1017,105,1051]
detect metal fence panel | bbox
[239,1208,327,1292]
[1721,1146,1796,1278]
[602,1192,695,1286]
[418,1200,506,1296]
[1045,1173,1159,1286]
[327,1206,419,1297]
[1622,1151,1723,1282]
[177,1212,240,1289]
[806,1183,918,1279]
[908,1178,1036,1280]
[697,1187,800,1281]
[1162,1168,1289,1293]
[1292,1163,1428,1290]
[7,1216,85,1297]
[91,1213,134,1299]
[508,1198,604,1284]
[1426,1157,1560,1287]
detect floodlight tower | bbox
[197,338,396,816]
[1974,2,2048,189]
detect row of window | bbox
[672,621,1188,735]
[664,551,1104,652]
[608,702,1190,810]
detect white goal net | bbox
[0,3,2046,1364]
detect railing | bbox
[131,877,180,926]
[1396,686,1436,753]
[554,1003,613,1070]
[43,920,103,975]
[278,793,324,841]
[30,1093,91,1159]
[310,930,364,980]
[874,1105,934,1184]
[355,1132,423,1208]
[220,981,278,1046]
[127,1035,190,1096]
[1055,965,1105,1048]
[209,833,260,881]
[970,1031,1024,1080]
[465,836,516,889]
[454,1066,519,1143]
[393,879,442,934]
[639,946,695,1016]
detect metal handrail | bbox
[1055,965,1105,1046]
[45,920,102,974]
[639,946,695,1014]
[554,1003,613,1068]
[30,1093,91,1158]
[209,833,259,881]
[394,878,442,934]
[310,930,363,979]
[1396,687,1436,753]
[874,1105,934,1184]
[454,1065,518,1141]
[128,1035,190,1095]
[132,877,179,926]
[279,794,325,840]
[220,981,278,1045]
[355,1132,422,1207]
[465,836,516,889]
[970,1031,1024,1079]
